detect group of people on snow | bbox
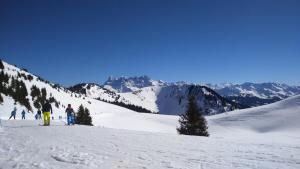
[9,101,76,126]
[9,108,27,120]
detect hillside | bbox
[0,95,299,169]
[0,60,145,123]
[208,94,300,135]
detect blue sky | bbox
[1,0,299,86]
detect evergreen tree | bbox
[33,100,41,109]
[31,85,41,99]
[40,88,47,105]
[177,96,209,136]
[84,107,92,125]
[0,94,3,104]
[27,75,33,81]
[9,79,32,111]
[0,60,4,69]
[75,105,93,126]
[0,71,5,94]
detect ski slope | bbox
[0,95,300,168]
[0,120,299,169]
[208,94,300,136]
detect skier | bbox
[65,104,75,125]
[9,107,17,120]
[37,109,42,119]
[21,110,26,120]
[42,101,52,126]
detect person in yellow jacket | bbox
[42,101,53,126]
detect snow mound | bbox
[208,94,300,134]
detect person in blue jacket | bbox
[9,107,17,120]
[65,104,75,125]
[36,109,42,120]
[21,110,26,119]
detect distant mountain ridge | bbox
[70,76,246,115]
[103,75,166,93]
[207,82,300,107]
[70,76,300,114]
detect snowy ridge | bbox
[104,75,165,93]
[207,82,300,107]
[68,83,119,102]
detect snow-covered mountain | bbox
[208,82,300,107]
[73,76,300,115]
[104,75,165,93]
[102,76,300,108]
[0,60,144,122]
[71,77,244,115]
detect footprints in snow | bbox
[50,146,108,167]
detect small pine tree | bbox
[177,96,209,136]
[84,107,92,125]
[75,105,92,126]
[0,94,3,104]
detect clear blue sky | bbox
[1,0,299,86]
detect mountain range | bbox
[69,76,300,115]
[1,59,300,117]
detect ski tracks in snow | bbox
[0,120,300,169]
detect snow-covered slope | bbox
[0,95,299,169]
[68,83,119,102]
[208,94,300,135]
[0,61,145,123]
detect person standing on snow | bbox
[37,109,42,119]
[9,107,17,120]
[65,104,75,125]
[21,110,26,119]
[42,101,52,126]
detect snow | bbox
[208,94,300,134]
[1,61,300,168]
[209,82,300,99]
[0,61,145,120]
[118,86,161,113]
[1,94,300,168]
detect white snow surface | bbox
[0,95,300,168]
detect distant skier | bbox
[21,110,26,119]
[65,104,75,125]
[9,107,17,120]
[42,101,53,126]
[37,109,42,119]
